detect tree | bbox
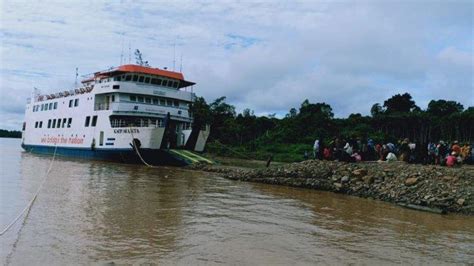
[208,97,237,143]
[299,100,334,118]
[189,97,212,127]
[427,100,464,117]
[286,108,298,118]
[370,103,383,117]
[383,93,418,113]
[242,108,254,117]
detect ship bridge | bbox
[86,64,196,124]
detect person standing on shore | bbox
[460,143,470,162]
[427,141,436,164]
[436,141,448,165]
[399,138,410,162]
[313,139,320,159]
[451,141,461,156]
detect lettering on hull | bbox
[113,129,140,134]
[40,136,84,145]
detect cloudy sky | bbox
[0,0,472,130]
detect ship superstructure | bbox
[21,64,210,165]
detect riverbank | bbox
[190,159,473,215]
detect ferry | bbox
[21,64,211,166]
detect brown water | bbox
[1,138,473,265]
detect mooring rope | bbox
[0,145,58,236]
[129,127,157,168]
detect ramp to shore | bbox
[168,149,214,165]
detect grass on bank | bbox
[204,141,312,163]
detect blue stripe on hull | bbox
[21,144,189,166]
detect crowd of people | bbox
[307,138,473,167]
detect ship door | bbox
[99,131,104,146]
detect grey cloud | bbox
[0,0,472,130]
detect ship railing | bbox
[94,103,110,111]
[110,118,165,128]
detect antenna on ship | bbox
[75,67,78,87]
[173,40,176,71]
[128,41,132,64]
[120,36,124,65]
[179,53,183,73]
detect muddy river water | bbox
[1,138,473,264]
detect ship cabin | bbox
[82,64,196,134]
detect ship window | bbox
[114,76,121,81]
[130,95,136,101]
[54,102,58,109]
[159,98,165,105]
[47,119,51,128]
[168,81,174,88]
[39,121,43,128]
[69,99,73,107]
[62,118,67,128]
[111,95,115,102]
[52,119,56,128]
[157,79,162,85]
[173,81,179,88]
[49,103,53,109]
[125,75,132,81]
[144,77,150,83]
[162,80,168,87]
[152,98,158,105]
[145,98,151,104]
[45,104,49,111]
[85,116,90,127]
[41,104,44,111]
[151,78,159,85]
[137,96,144,103]
[138,76,144,82]
[74,99,79,107]
[174,100,179,107]
[35,121,38,128]
[132,75,138,82]
[67,118,72,128]
[91,116,97,127]
[166,100,172,106]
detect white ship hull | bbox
[21,64,210,165]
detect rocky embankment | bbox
[190,160,474,215]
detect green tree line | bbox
[191,93,473,162]
[0,129,22,138]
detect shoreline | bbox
[190,159,473,215]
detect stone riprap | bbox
[190,160,473,215]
